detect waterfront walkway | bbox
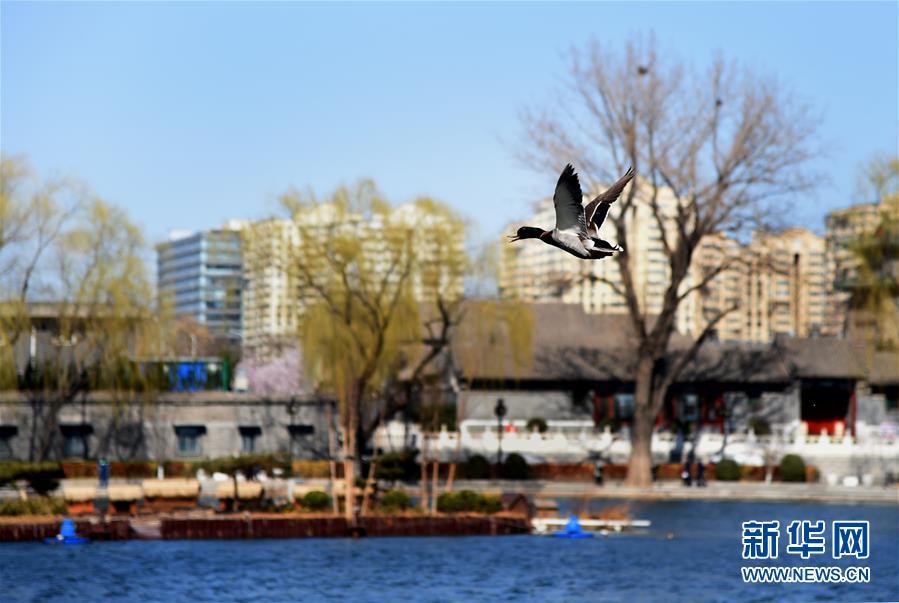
[396,480,899,505]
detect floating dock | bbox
[531,517,651,535]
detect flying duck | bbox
[508,164,634,260]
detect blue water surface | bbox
[1,500,897,602]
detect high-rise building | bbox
[825,198,899,343]
[499,184,699,338]
[240,203,465,358]
[240,218,302,357]
[826,202,883,288]
[825,201,889,337]
[692,233,745,341]
[744,228,831,341]
[498,185,833,343]
[156,221,244,342]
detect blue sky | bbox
[2,2,897,248]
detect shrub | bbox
[302,490,332,511]
[714,459,741,481]
[379,489,412,512]
[437,492,461,513]
[0,462,21,484]
[0,462,63,494]
[526,417,548,434]
[0,497,67,516]
[501,453,529,480]
[456,490,481,511]
[779,454,806,482]
[436,490,499,514]
[479,494,502,514]
[748,417,772,436]
[374,450,419,483]
[463,455,491,479]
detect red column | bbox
[849,388,857,438]
[716,394,725,433]
[656,396,670,428]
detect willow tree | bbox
[519,36,819,486]
[0,155,80,388]
[848,156,899,349]
[1,155,159,460]
[276,180,467,521]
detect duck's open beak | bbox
[507,234,520,242]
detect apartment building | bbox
[240,218,302,357]
[240,203,465,358]
[744,228,831,341]
[500,185,702,338]
[825,200,897,338]
[499,184,833,343]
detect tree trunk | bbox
[28,398,39,462]
[444,463,456,494]
[326,404,339,515]
[360,459,377,516]
[342,421,356,524]
[625,358,656,487]
[419,434,429,512]
[430,460,439,514]
[625,407,655,487]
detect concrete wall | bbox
[0,394,332,462]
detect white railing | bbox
[373,420,899,469]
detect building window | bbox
[288,424,316,457]
[0,426,17,460]
[60,424,93,459]
[679,394,699,422]
[174,425,206,456]
[239,426,261,454]
[614,394,635,420]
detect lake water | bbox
[1,501,897,602]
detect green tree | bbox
[848,155,899,349]
[1,155,163,460]
[269,180,468,521]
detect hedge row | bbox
[462,454,530,480]
[712,455,809,482]
[0,462,64,494]
[436,490,502,514]
[379,489,412,511]
[0,496,68,516]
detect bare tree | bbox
[519,36,819,485]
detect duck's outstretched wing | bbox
[553,164,587,238]
[584,166,635,231]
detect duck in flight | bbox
[508,164,634,260]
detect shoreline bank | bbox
[0,513,530,542]
[432,479,899,505]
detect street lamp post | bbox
[494,398,506,466]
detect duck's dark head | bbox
[507,226,544,242]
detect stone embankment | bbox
[0,513,530,542]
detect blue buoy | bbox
[44,518,89,544]
[553,515,594,539]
